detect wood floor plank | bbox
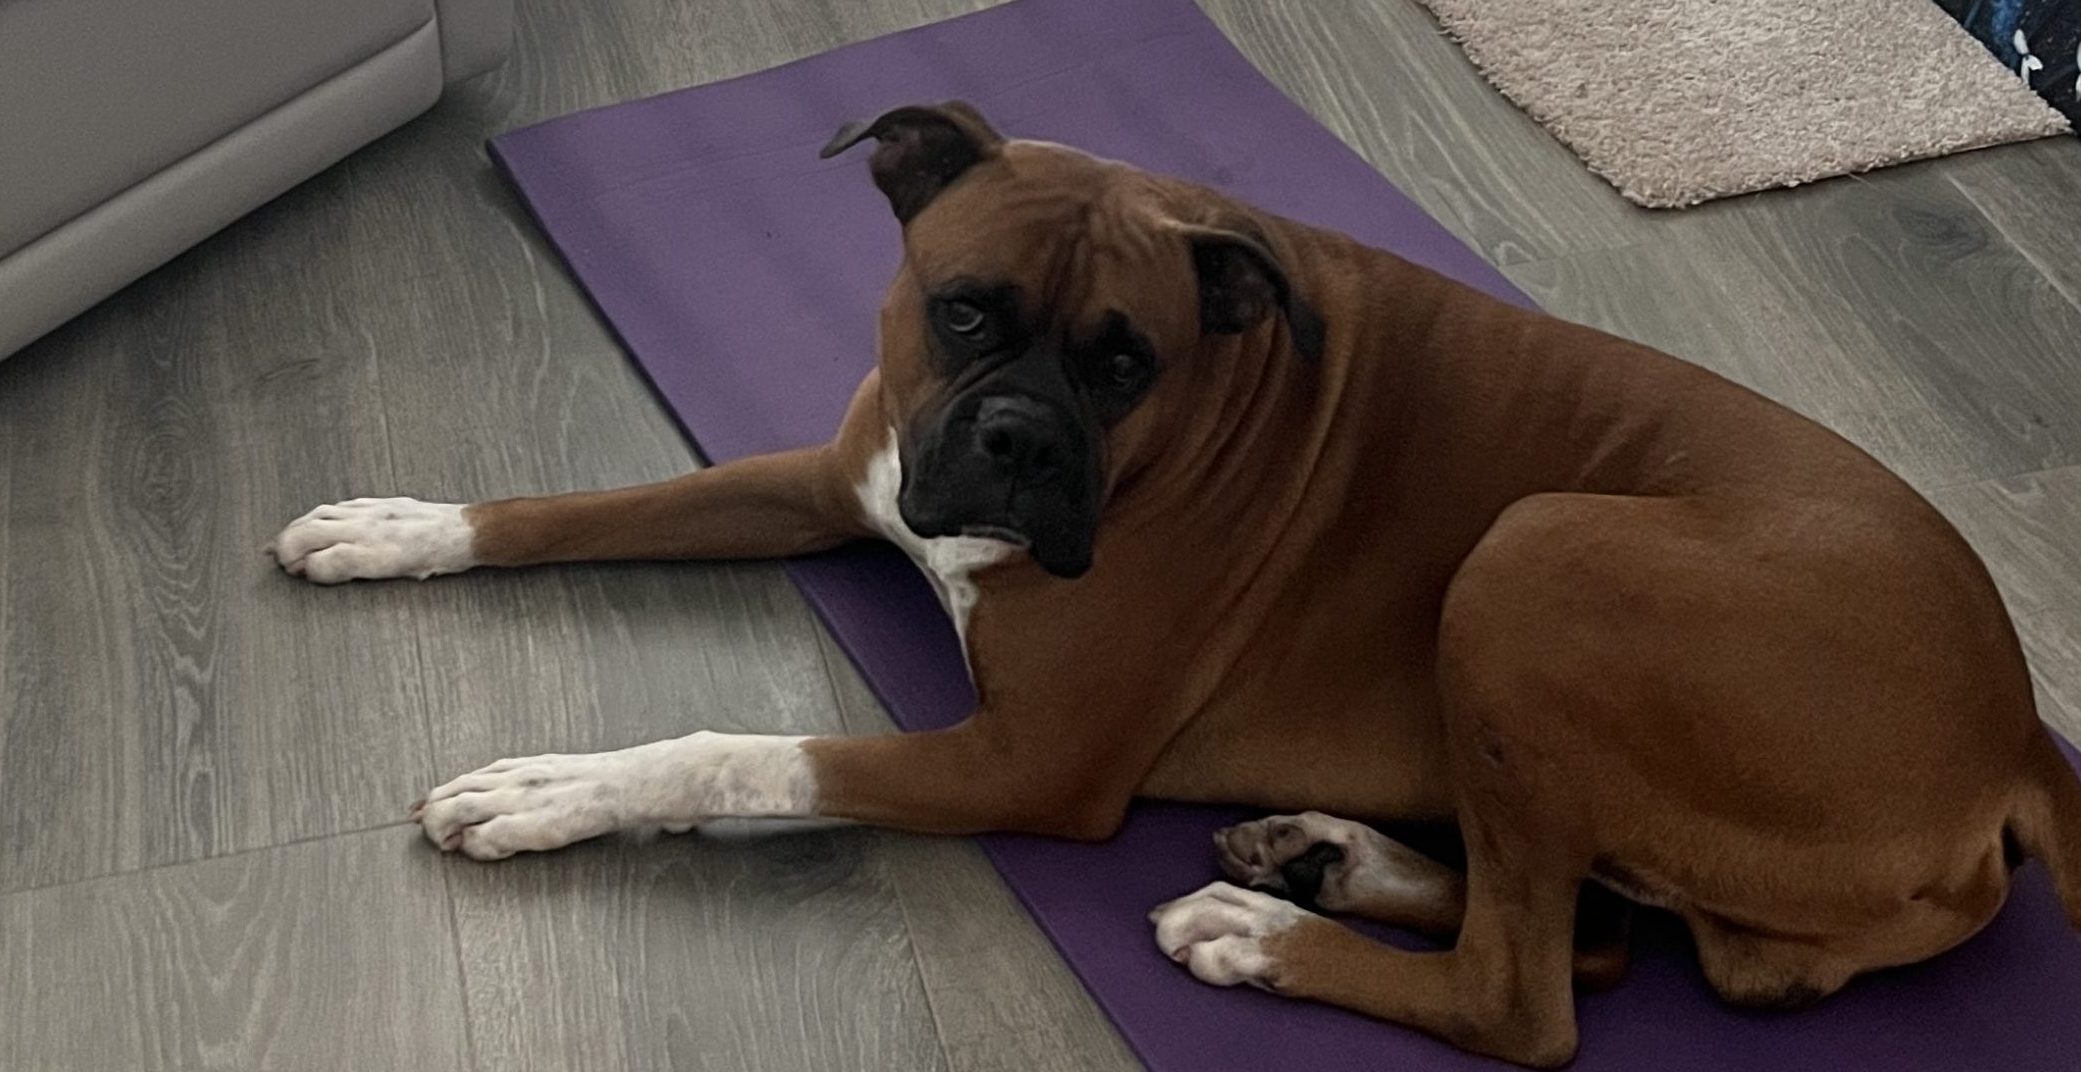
[0,171,434,893]
[0,828,468,1072]
[429,0,1000,140]
[1946,138,2081,314]
[2017,605,2081,745]
[1506,165,2081,490]
[1692,167,2081,488]
[444,827,948,1072]
[1198,0,1655,265]
[817,630,1141,1072]
[1930,465,2081,622]
[1923,467,2081,744]
[1498,239,1938,475]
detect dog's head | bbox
[822,101,1321,579]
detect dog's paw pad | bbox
[1213,811,1363,900]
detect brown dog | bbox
[267,102,2081,1066]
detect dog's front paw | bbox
[1149,881,1308,990]
[409,732,814,861]
[412,751,648,861]
[267,497,476,583]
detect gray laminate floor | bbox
[4,2,2079,1069]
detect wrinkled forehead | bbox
[901,144,1199,347]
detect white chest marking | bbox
[854,433,1017,653]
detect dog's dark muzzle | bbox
[898,393,1101,578]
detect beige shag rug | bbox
[1415,0,2071,208]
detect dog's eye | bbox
[1106,352,1150,391]
[943,301,987,337]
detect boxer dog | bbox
[268,102,2081,1066]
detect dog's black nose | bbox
[974,396,1058,477]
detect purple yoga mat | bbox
[487,0,2081,1067]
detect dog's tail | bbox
[2012,730,2081,931]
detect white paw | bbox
[267,497,476,584]
[411,732,815,861]
[412,751,643,860]
[1149,881,1308,989]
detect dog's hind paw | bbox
[1215,812,1360,905]
[1216,812,1463,920]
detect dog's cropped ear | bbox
[819,101,1004,223]
[1174,222,1326,362]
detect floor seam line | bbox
[0,820,414,898]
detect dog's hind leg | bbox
[1214,811,1635,990]
[1152,830,1586,1067]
